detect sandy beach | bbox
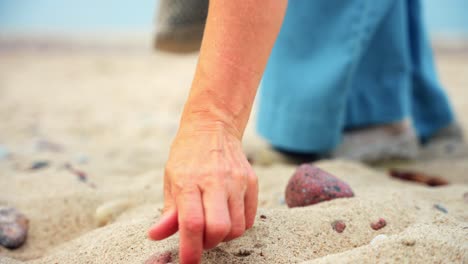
[0,37,467,263]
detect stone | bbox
[0,145,10,160]
[389,169,448,187]
[144,251,172,264]
[401,238,416,246]
[433,204,448,214]
[29,161,49,170]
[370,218,387,230]
[34,139,63,152]
[285,164,354,208]
[331,220,346,233]
[370,234,388,246]
[95,199,132,226]
[0,207,29,249]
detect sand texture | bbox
[0,38,467,263]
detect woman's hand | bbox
[148,121,258,264]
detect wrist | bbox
[179,104,244,140]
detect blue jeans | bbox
[257,0,454,153]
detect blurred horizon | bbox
[0,0,467,38]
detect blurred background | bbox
[0,0,467,40]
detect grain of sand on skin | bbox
[0,39,467,263]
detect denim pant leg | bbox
[344,0,412,129]
[257,0,394,153]
[344,0,455,140]
[407,0,454,140]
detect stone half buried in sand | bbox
[0,207,29,249]
[285,164,354,208]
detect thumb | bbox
[148,200,178,240]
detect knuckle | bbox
[229,226,245,239]
[215,167,232,176]
[247,171,258,185]
[209,221,231,238]
[184,218,204,234]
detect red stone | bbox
[370,218,387,230]
[332,220,346,233]
[285,164,354,208]
[144,252,172,264]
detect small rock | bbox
[279,197,285,205]
[34,139,63,152]
[370,234,388,246]
[29,161,49,170]
[75,154,89,164]
[95,199,132,226]
[144,251,172,264]
[0,146,10,160]
[0,207,29,249]
[401,238,416,246]
[331,220,346,233]
[65,163,88,182]
[285,164,354,208]
[370,218,387,230]
[389,169,448,187]
[260,215,267,220]
[235,249,253,257]
[433,204,448,214]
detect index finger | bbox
[177,187,205,264]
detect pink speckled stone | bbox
[285,164,354,208]
[144,252,172,264]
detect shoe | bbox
[332,120,420,163]
[154,0,208,53]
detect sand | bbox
[0,37,467,263]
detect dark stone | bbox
[30,161,49,170]
[0,207,29,249]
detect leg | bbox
[337,0,461,161]
[335,0,419,161]
[406,0,455,141]
[257,0,394,153]
[344,0,412,129]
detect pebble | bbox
[34,139,63,152]
[401,238,416,246]
[260,215,267,220]
[75,154,89,164]
[370,218,387,230]
[144,252,172,264]
[433,204,448,214]
[29,161,50,170]
[0,207,29,249]
[95,199,132,226]
[65,163,88,182]
[0,145,10,160]
[389,169,448,187]
[370,234,388,246]
[331,220,346,233]
[285,164,354,208]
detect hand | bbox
[148,121,258,264]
